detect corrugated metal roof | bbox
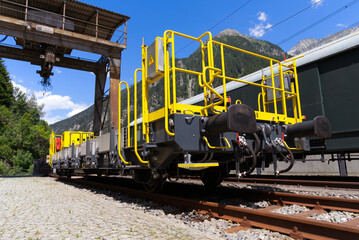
[0,0,129,41]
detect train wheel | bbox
[143,179,165,193]
[200,167,224,189]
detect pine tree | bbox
[0,58,51,175]
[0,58,14,108]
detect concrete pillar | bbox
[109,56,122,131]
[93,63,107,136]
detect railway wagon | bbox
[50,30,330,191]
[182,32,358,166]
[297,42,359,157]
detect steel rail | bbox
[57,177,359,240]
[232,177,359,189]
[239,189,359,213]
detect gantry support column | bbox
[109,56,122,131]
[93,62,107,136]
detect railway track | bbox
[233,175,359,189]
[182,175,359,189]
[56,176,359,240]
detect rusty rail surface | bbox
[233,177,359,189]
[181,175,359,189]
[238,189,359,214]
[56,177,359,240]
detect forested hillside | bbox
[0,59,51,175]
[51,29,286,133]
[50,105,94,135]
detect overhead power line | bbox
[348,20,359,28]
[176,0,252,54]
[207,0,252,31]
[253,0,324,37]
[277,0,359,46]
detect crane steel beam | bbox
[0,15,125,59]
[0,44,101,72]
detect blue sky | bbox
[4,0,359,124]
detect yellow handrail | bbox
[283,140,302,151]
[162,30,212,136]
[270,60,278,120]
[140,30,303,139]
[257,93,262,112]
[211,39,302,123]
[292,60,303,122]
[212,40,283,64]
[202,136,231,149]
[141,44,150,143]
[118,81,131,165]
[200,66,224,115]
[134,69,150,166]
[49,131,55,167]
[163,32,175,136]
[220,44,228,112]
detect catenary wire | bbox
[277,0,359,46]
[176,0,252,54]
[348,20,359,28]
[252,0,324,37]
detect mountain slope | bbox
[50,105,94,134]
[288,25,359,56]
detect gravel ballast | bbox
[271,205,309,215]
[0,177,222,240]
[0,177,293,240]
[307,210,359,223]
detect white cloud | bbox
[257,12,267,22]
[11,81,30,94]
[36,92,89,114]
[11,81,89,124]
[311,0,324,7]
[249,11,272,37]
[249,23,273,37]
[11,74,24,83]
[43,115,63,125]
[336,23,347,28]
[54,68,62,74]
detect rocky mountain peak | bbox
[216,29,249,38]
[288,25,359,56]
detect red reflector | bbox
[227,97,231,103]
[302,115,306,120]
[56,138,61,151]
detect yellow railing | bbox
[49,131,55,167]
[208,40,303,124]
[163,31,302,129]
[134,68,150,166]
[202,136,231,149]
[118,81,131,165]
[49,132,62,167]
[134,30,304,146]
